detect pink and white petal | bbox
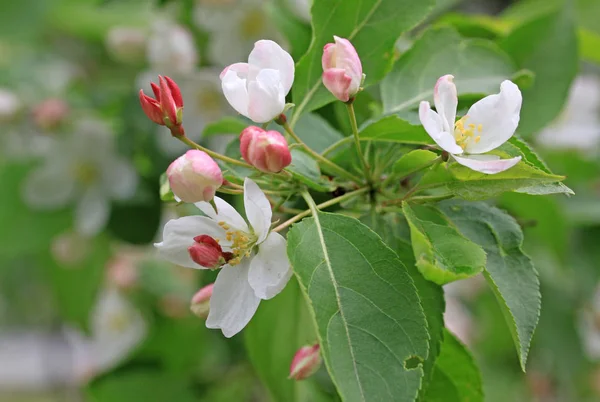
[22,162,74,209]
[419,101,463,154]
[244,178,272,243]
[248,40,295,94]
[463,80,522,154]
[322,43,336,70]
[103,158,138,200]
[75,187,110,236]
[333,36,362,93]
[221,69,250,118]
[248,232,292,300]
[247,69,286,123]
[453,154,522,174]
[206,260,261,338]
[219,62,250,80]
[433,75,457,132]
[322,68,352,102]
[195,196,249,232]
[155,216,226,268]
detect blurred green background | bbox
[1,0,599,401]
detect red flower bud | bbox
[289,344,322,380]
[190,283,214,319]
[239,126,292,173]
[139,75,184,136]
[188,235,229,269]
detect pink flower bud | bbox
[188,235,230,269]
[32,98,69,130]
[321,36,363,102]
[289,344,322,380]
[190,283,214,319]
[167,150,223,203]
[239,126,292,173]
[139,75,185,136]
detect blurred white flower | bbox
[579,286,600,361]
[193,0,285,66]
[0,88,21,121]
[105,26,147,64]
[147,20,198,75]
[66,287,147,380]
[287,0,312,22]
[537,75,600,152]
[22,118,138,236]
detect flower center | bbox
[107,311,130,332]
[218,221,257,266]
[73,162,99,185]
[454,116,482,150]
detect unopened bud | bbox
[239,126,292,173]
[322,36,363,102]
[32,98,69,129]
[167,150,223,203]
[289,344,321,380]
[139,75,185,136]
[188,235,230,269]
[190,283,214,319]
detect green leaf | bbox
[220,138,254,180]
[202,117,248,137]
[287,149,336,192]
[359,115,434,145]
[422,329,484,402]
[500,8,578,136]
[402,203,486,285]
[382,26,517,115]
[268,0,312,61]
[290,0,435,124]
[359,212,444,394]
[294,113,345,154]
[245,278,330,402]
[287,212,429,402]
[393,150,439,178]
[159,172,175,202]
[439,201,541,371]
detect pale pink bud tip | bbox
[289,344,322,381]
[239,126,292,173]
[322,36,363,102]
[188,235,230,269]
[190,283,214,319]
[138,75,184,132]
[32,98,69,129]
[167,150,223,203]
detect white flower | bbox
[105,26,147,64]
[537,75,600,152]
[419,75,523,174]
[579,285,600,361]
[0,88,21,121]
[65,287,147,380]
[155,178,292,337]
[220,40,294,123]
[193,0,285,66]
[147,20,198,75]
[22,118,138,236]
[287,0,312,22]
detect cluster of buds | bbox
[239,126,292,173]
[167,150,223,203]
[188,235,233,269]
[190,283,214,319]
[322,36,364,102]
[289,344,322,381]
[139,75,185,136]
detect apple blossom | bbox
[239,126,292,172]
[322,36,363,102]
[155,178,292,337]
[33,98,69,129]
[289,344,322,380]
[190,283,214,319]
[419,75,523,174]
[220,40,294,123]
[167,150,223,203]
[22,118,138,236]
[147,20,198,75]
[139,75,185,136]
[105,26,147,64]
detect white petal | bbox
[248,232,292,300]
[103,158,138,200]
[453,154,522,174]
[419,101,463,155]
[22,162,74,209]
[434,75,458,133]
[221,69,250,118]
[75,188,110,236]
[248,40,295,94]
[195,196,249,232]
[206,260,261,338]
[243,178,272,243]
[155,215,226,268]
[247,69,286,123]
[463,80,522,154]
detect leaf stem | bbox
[380,155,442,189]
[280,121,363,184]
[272,187,369,232]
[321,137,353,156]
[178,135,253,169]
[346,103,372,185]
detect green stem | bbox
[273,187,369,232]
[321,137,352,156]
[380,155,443,189]
[281,121,363,184]
[347,104,371,184]
[217,187,243,195]
[178,136,253,169]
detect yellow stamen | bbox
[474,136,481,143]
